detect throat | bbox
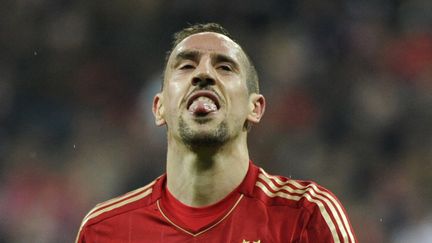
[172,172,226,207]
[166,159,246,207]
[165,141,251,206]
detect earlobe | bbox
[153,94,166,126]
[247,94,266,124]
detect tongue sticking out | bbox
[188,96,218,115]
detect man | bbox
[76,23,357,243]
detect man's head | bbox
[153,23,265,148]
[163,23,259,94]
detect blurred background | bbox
[0,0,431,242]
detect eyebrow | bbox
[173,50,201,67]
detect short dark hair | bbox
[163,23,259,94]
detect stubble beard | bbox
[179,116,229,148]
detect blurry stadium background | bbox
[1,0,431,242]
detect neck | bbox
[165,135,249,207]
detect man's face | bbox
[153,32,262,147]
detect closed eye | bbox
[180,64,195,70]
[217,64,232,71]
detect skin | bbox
[152,32,266,207]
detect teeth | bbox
[203,102,217,110]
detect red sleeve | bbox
[300,206,337,242]
[299,190,357,243]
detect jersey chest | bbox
[86,198,306,243]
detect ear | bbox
[247,93,266,124]
[152,93,166,126]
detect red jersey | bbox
[76,162,356,242]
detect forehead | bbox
[169,32,246,64]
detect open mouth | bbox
[186,91,220,115]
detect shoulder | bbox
[75,177,160,242]
[253,167,356,242]
[254,167,338,209]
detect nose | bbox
[192,73,216,87]
[191,62,216,87]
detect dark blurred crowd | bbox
[0,0,431,242]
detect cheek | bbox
[227,88,250,115]
[166,81,188,106]
[226,80,249,101]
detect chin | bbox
[179,117,229,147]
[184,135,227,148]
